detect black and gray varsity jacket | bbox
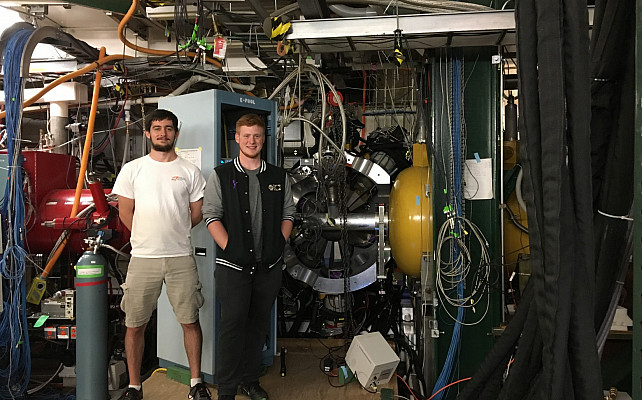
[202,157,295,272]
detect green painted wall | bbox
[431,47,501,399]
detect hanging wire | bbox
[0,27,33,400]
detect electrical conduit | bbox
[168,75,256,96]
[118,0,254,95]
[1,27,33,398]
[118,0,220,68]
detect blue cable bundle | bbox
[0,28,33,399]
[432,53,464,400]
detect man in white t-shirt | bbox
[112,109,211,400]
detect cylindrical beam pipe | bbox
[88,178,110,215]
[328,4,378,17]
[297,212,385,231]
[49,101,68,154]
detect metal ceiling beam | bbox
[109,15,152,41]
[287,8,594,40]
[243,0,268,21]
[67,0,152,40]
[288,10,515,39]
[297,0,330,19]
[66,0,132,14]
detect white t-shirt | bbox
[112,154,206,258]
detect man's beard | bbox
[151,141,174,152]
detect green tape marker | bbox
[34,314,49,328]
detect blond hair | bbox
[235,114,265,133]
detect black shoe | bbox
[189,382,212,400]
[240,382,268,400]
[120,387,143,400]
[218,395,235,400]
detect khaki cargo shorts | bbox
[120,255,205,327]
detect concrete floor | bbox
[138,338,396,400]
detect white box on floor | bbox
[345,332,400,388]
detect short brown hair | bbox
[236,114,265,133]
[146,109,179,132]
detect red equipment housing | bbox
[22,151,130,255]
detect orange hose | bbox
[427,377,471,400]
[276,41,288,56]
[41,237,68,279]
[118,0,254,95]
[72,46,106,217]
[41,48,108,278]
[118,0,222,69]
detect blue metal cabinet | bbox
[157,89,277,383]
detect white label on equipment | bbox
[78,267,102,276]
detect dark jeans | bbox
[214,264,282,396]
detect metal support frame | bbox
[109,14,153,41]
[297,0,330,19]
[287,8,593,50]
[377,204,386,279]
[633,2,642,397]
[244,0,268,21]
[498,45,506,323]
[421,253,437,390]
[288,10,516,40]
[69,0,132,14]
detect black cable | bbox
[461,0,604,397]
[501,203,528,234]
[589,0,635,337]
[241,42,286,72]
[457,282,534,399]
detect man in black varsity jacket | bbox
[202,114,295,400]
